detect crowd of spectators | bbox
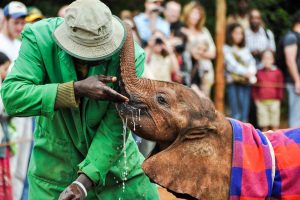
[121,0,299,131]
[0,0,299,199]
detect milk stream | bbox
[122,118,128,193]
[138,109,141,121]
[119,104,142,199]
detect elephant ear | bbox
[142,126,218,200]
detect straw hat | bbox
[53,0,126,61]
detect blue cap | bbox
[3,1,27,19]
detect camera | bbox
[151,8,160,13]
[150,6,163,14]
[155,38,164,45]
[175,44,185,54]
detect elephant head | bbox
[116,24,233,200]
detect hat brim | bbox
[10,13,27,19]
[25,14,44,22]
[53,16,126,61]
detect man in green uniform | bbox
[1,0,159,199]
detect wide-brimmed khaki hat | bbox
[53,0,126,61]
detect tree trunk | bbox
[214,0,227,113]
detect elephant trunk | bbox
[119,23,140,93]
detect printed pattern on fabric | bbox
[266,128,300,200]
[229,119,274,200]
[229,118,300,200]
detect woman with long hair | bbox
[181,1,216,60]
[224,23,256,122]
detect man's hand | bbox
[58,183,85,200]
[295,81,300,95]
[74,75,128,102]
[59,174,93,200]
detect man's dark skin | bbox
[73,57,129,103]
[59,59,128,200]
[249,9,264,58]
[74,75,128,102]
[237,0,249,17]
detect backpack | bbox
[276,31,300,75]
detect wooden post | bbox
[214,0,227,113]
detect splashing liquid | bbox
[138,109,141,121]
[131,110,136,131]
[122,118,128,193]
[119,103,143,197]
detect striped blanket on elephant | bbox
[229,119,300,200]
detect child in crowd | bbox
[143,31,180,82]
[0,52,12,200]
[252,50,284,131]
[183,37,214,97]
[224,23,256,122]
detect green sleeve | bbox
[78,44,145,186]
[55,81,79,109]
[1,25,58,117]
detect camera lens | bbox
[175,44,185,54]
[155,38,163,45]
[151,8,160,13]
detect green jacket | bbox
[1,18,158,200]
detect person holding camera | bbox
[143,31,180,82]
[134,0,170,47]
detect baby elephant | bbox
[117,24,300,200]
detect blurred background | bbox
[0,0,299,40]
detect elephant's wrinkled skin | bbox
[116,24,233,200]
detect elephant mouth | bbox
[117,79,148,110]
[116,99,148,116]
[128,99,148,109]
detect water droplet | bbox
[138,109,141,121]
[121,118,128,194]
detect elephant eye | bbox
[157,95,168,105]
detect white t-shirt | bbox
[188,27,216,59]
[0,33,21,61]
[143,53,173,82]
[245,27,276,53]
